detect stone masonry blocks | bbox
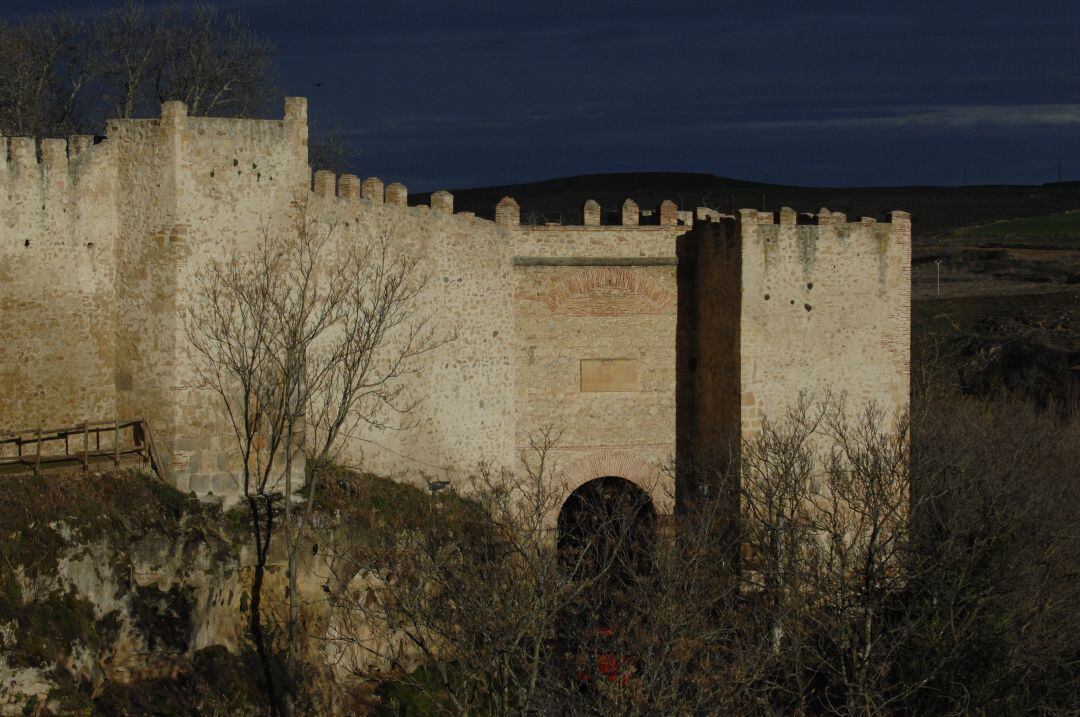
[283,96,308,122]
[496,197,520,227]
[0,95,911,519]
[338,173,361,199]
[659,200,678,226]
[313,170,336,197]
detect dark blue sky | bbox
[7,0,1080,190]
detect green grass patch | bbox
[970,212,1080,237]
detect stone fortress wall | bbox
[679,208,911,502]
[0,130,119,432]
[0,99,911,515]
[304,175,517,483]
[500,197,686,513]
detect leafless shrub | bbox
[314,389,1078,716]
[319,428,581,716]
[185,200,451,716]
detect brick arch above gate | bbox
[537,267,676,316]
[551,449,673,523]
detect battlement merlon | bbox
[8,137,37,172]
[338,173,361,199]
[362,177,384,203]
[306,169,417,209]
[431,190,454,214]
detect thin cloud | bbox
[747,105,1080,130]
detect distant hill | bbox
[413,172,1080,236]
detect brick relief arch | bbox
[550,449,673,524]
[538,267,676,316]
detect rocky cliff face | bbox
[0,472,249,715]
[0,467,447,716]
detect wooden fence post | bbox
[114,419,120,470]
[83,421,89,475]
[34,428,41,478]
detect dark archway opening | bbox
[557,476,656,607]
[555,477,657,684]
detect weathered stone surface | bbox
[384,182,407,206]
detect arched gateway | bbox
[557,476,657,583]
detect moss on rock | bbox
[0,585,111,670]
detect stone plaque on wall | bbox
[580,358,639,392]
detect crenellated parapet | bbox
[304,170,487,230]
[0,134,115,191]
[493,196,696,230]
[0,132,119,256]
[306,168,406,206]
[706,206,910,229]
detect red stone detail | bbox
[554,449,661,506]
[537,267,676,316]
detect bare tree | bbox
[186,201,450,716]
[185,218,300,717]
[307,128,360,177]
[95,0,170,120]
[903,384,1080,715]
[153,3,276,117]
[317,428,655,716]
[0,1,278,138]
[0,13,96,137]
[300,389,1079,716]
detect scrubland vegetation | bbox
[5,369,1076,716]
[332,380,1080,717]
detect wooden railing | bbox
[0,419,164,480]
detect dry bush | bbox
[305,387,1078,716]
